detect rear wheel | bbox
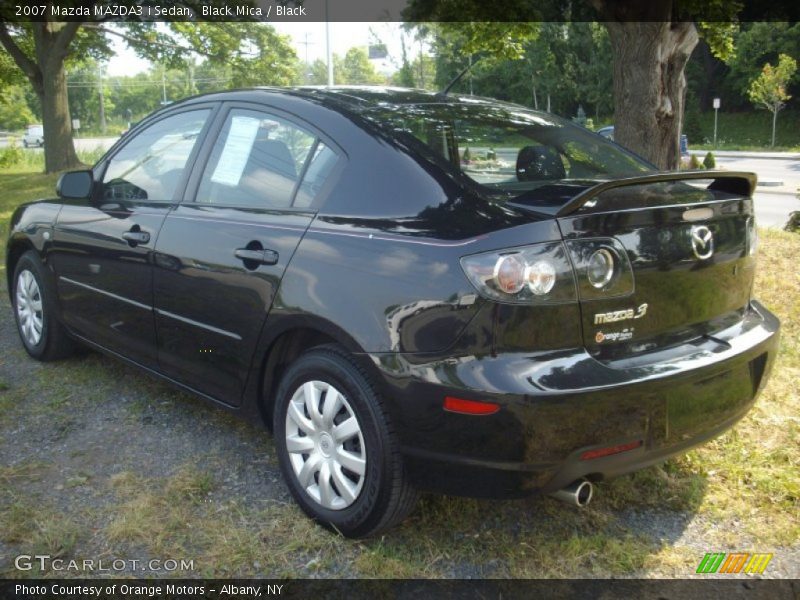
[273,344,417,538]
[12,251,77,361]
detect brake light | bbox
[460,242,577,304]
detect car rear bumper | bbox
[368,300,780,498]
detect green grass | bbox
[691,110,800,151]
[1,166,798,578]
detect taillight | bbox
[460,242,577,304]
[565,238,634,299]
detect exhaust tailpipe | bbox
[550,479,593,507]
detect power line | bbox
[66,78,231,88]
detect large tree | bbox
[0,6,297,173]
[404,1,738,170]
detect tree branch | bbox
[0,22,42,92]
[52,21,82,61]
[82,23,202,56]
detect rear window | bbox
[361,102,651,196]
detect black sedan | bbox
[6,88,779,537]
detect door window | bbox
[101,109,211,202]
[293,143,338,208]
[194,108,317,208]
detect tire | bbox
[22,140,28,148]
[12,251,77,361]
[273,344,418,538]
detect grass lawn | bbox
[691,110,800,151]
[1,167,798,578]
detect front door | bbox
[153,105,341,406]
[51,108,214,368]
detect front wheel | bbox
[273,345,417,538]
[12,251,77,361]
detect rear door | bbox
[51,107,214,368]
[153,103,342,406]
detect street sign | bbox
[72,119,80,130]
[713,98,720,109]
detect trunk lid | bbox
[548,172,757,359]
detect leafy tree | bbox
[393,35,417,88]
[748,54,797,147]
[307,55,343,85]
[0,84,35,130]
[0,8,297,173]
[404,1,740,170]
[725,23,800,104]
[340,47,385,85]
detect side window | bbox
[101,110,210,202]
[195,108,316,208]
[293,143,338,208]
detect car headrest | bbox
[246,138,296,180]
[516,145,566,181]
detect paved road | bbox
[715,155,799,191]
[751,191,800,228]
[0,136,118,152]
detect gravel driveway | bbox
[1,278,797,579]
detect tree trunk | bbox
[771,108,777,147]
[601,19,699,170]
[0,22,82,173]
[40,59,80,172]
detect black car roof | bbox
[174,85,524,117]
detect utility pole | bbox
[97,66,106,135]
[299,32,314,83]
[188,62,196,95]
[162,70,168,104]
[325,0,333,86]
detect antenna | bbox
[440,56,482,96]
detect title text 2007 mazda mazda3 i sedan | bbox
[6,88,779,537]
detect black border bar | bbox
[2,579,799,600]
[0,0,799,23]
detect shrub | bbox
[703,151,716,169]
[0,139,25,168]
[689,154,703,170]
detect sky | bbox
[105,22,421,77]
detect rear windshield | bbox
[361,102,652,195]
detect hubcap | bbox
[285,380,366,510]
[16,270,43,346]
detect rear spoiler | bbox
[555,171,757,217]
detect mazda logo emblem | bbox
[691,225,714,260]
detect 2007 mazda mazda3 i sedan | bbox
[6,87,780,537]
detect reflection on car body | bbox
[6,87,779,538]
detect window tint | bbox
[195,109,316,208]
[102,110,210,202]
[363,104,650,193]
[293,143,338,208]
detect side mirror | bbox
[56,170,93,199]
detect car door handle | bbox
[122,230,150,245]
[234,248,279,266]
